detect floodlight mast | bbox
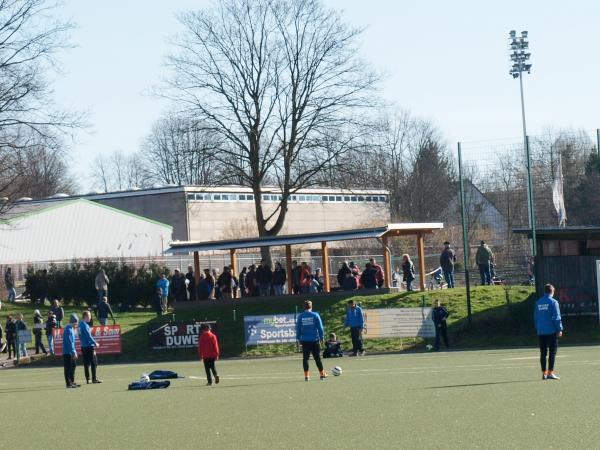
[509,30,536,256]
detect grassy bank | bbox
[3,285,599,363]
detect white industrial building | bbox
[0,199,173,264]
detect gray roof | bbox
[166,223,443,254]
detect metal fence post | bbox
[525,136,537,256]
[458,142,472,326]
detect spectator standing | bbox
[432,299,450,351]
[94,269,109,305]
[5,315,16,359]
[212,268,220,299]
[45,312,57,355]
[245,265,257,297]
[392,266,401,288]
[291,261,301,294]
[185,265,196,301]
[534,284,563,380]
[217,266,233,300]
[295,300,327,381]
[153,288,163,316]
[300,262,312,294]
[360,263,378,290]
[475,241,494,286]
[32,310,47,355]
[5,267,16,303]
[156,274,170,314]
[337,262,351,288]
[342,271,358,291]
[345,300,365,356]
[370,258,384,288]
[314,268,324,293]
[0,321,4,354]
[171,269,187,306]
[96,297,115,326]
[198,323,220,386]
[51,299,65,328]
[440,242,456,288]
[401,254,416,292]
[79,311,101,384]
[272,262,287,295]
[238,267,247,298]
[62,314,79,388]
[256,260,273,297]
[15,313,27,357]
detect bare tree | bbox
[90,150,152,192]
[166,0,377,259]
[141,114,222,186]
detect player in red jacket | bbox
[198,323,220,385]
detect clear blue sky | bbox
[52,0,600,192]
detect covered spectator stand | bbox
[166,223,443,292]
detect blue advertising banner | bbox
[244,314,297,345]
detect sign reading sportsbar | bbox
[363,308,435,338]
[244,314,297,345]
[53,325,122,355]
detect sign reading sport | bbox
[148,321,217,350]
[363,308,435,338]
[244,314,297,345]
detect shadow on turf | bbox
[422,380,537,390]
[0,385,66,393]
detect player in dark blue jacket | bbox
[345,300,365,356]
[534,283,563,380]
[62,314,80,388]
[296,301,327,381]
[79,311,102,384]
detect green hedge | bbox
[24,260,170,308]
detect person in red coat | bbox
[198,323,220,385]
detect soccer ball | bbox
[140,374,150,382]
[425,344,434,351]
[332,366,342,376]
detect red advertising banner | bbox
[53,325,122,355]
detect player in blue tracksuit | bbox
[345,300,365,356]
[62,314,80,388]
[534,284,563,380]
[296,300,327,381]
[79,311,102,384]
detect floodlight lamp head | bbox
[521,30,528,38]
[509,30,516,38]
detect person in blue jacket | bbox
[79,310,101,384]
[62,314,80,388]
[157,274,170,315]
[296,300,327,381]
[534,283,563,380]
[345,300,365,356]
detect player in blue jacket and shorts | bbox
[534,283,563,380]
[296,301,327,381]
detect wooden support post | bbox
[321,241,330,293]
[229,248,237,276]
[417,233,426,291]
[194,251,200,285]
[285,245,293,295]
[382,235,392,288]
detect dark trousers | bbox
[350,327,364,354]
[434,323,449,349]
[6,339,15,359]
[81,346,98,381]
[443,271,455,288]
[539,333,558,372]
[63,354,76,386]
[203,358,218,383]
[301,341,323,372]
[479,263,491,285]
[34,330,46,354]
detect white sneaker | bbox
[546,373,560,380]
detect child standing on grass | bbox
[534,283,563,380]
[198,323,220,386]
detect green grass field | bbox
[3,346,600,449]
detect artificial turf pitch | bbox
[3,346,600,449]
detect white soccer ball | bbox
[425,344,433,351]
[140,374,150,382]
[332,366,342,376]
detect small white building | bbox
[0,199,172,264]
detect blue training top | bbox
[78,320,98,348]
[296,311,324,342]
[345,305,364,328]
[534,294,563,335]
[62,324,77,356]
